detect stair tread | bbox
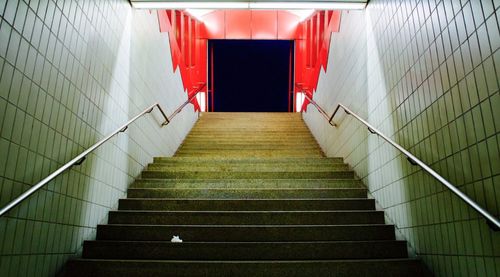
[64,112,429,276]
[71,258,421,262]
[101,223,392,226]
[119,198,372,200]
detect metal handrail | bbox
[302,93,500,230]
[169,83,206,121]
[0,89,204,217]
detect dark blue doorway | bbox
[208,40,293,112]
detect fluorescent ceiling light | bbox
[131,2,366,10]
[250,2,366,10]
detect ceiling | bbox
[130,0,369,10]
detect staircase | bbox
[65,113,430,276]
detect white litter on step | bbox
[171,235,183,243]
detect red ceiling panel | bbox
[226,10,252,39]
[251,11,278,39]
[277,11,300,40]
[202,10,225,39]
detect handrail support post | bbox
[301,97,500,231]
[0,82,206,219]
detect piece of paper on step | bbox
[171,235,183,243]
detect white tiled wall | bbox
[0,0,196,275]
[304,0,500,276]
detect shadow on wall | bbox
[0,4,161,277]
[303,2,500,276]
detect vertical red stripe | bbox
[210,45,214,112]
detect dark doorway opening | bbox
[208,40,293,112]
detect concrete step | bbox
[187,132,313,137]
[184,135,317,140]
[107,211,385,225]
[181,137,318,142]
[152,157,344,164]
[126,188,367,199]
[180,143,320,148]
[82,241,408,260]
[146,164,350,171]
[130,178,364,189]
[141,170,353,179]
[96,224,397,242]
[65,258,431,277]
[176,145,321,151]
[118,198,376,211]
[174,150,324,158]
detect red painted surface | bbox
[278,11,300,40]
[295,10,341,111]
[157,10,206,111]
[251,11,278,39]
[201,10,225,39]
[200,10,299,40]
[157,9,342,112]
[226,10,252,39]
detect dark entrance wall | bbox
[209,40,293,112]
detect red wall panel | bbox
[157,10,207,111]
[226,10,252,39]
[157,9,342,113]
[251,11,278,39]
[277,11,300,40]
[202,10,225,39]
[295,10,342,111]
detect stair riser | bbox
[126,189,367,199]
[175,152,324,158]
[96,225,396,242]
[189,127,311,130]
[176,146,321,151]
[186,133,314,137]
[130,183,362,189]
[65,259,429,277]
[152,157,344,163]
[107,211,385,225]
[183,138,318,142]
[64,112,431,277]
[141,171,354,179]
[181,139,318,143]
[118,199,376,211]
[130,179,363,189]
[83,241,408,260]
[146,165,350,171]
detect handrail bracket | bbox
[74,156,86,166]
[0,85,206,218]
[301,93,500,231]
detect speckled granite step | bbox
[64,112,430,276]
